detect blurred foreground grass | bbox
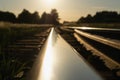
[0,23,51,80]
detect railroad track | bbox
[74,29,120,68]
[3,27,51,67]
[2,26,120,79]
[59,27,120,79]
[74,33,120,69]
[75,29,120,50]
[29,28,103,80]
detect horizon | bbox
[0,0,120,22]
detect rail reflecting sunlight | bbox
[69,26,120,31]
[39,28,54,80]
[29,28,103,80]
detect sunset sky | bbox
[0,0,120,22]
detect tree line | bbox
[0,9,60,25]
[77,11,120,23]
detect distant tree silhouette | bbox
[40,12,52,24]
[45,13,52,24]
[78,14,93,23]
[77,11,120,23]
[17,9,33,23]
[40,12,47,24]
[31,11,40,24]
[0,11,16,23]
[86,14,93,23]
[118,14,120,22]
[77,17,85,23]
[0,9,61,24]
[50,9,60,25]
[40,9,60,25]
[94,11,119,23]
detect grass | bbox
[0,25,48,47]
[0,22,51,80]
[0,53,26,80]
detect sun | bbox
[46,0,56,5]
[42,0,57,7]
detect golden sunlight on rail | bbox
[38,28,54,80]
[29,28,103,80]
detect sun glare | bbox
[42,0,57,7]
[47,0,56,4]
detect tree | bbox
[40,9,60,25]
[0,11,16,23]
[77,11,120,23]
[40,12,47,24]
[0,9,61,24]
[31,11,40,24]
[50,9,60,25]
[85,14,93,23]
[17,9,32,23]
[17,9,41,24]
[77,16,85,23]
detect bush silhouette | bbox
[77,11,120,23]
[0,9,60,25]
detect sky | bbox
[0,0,120,22]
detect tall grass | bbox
[0,53,26,80]
[0,23,50,79]
[0,25,47,47]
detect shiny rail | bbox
[75,29,120,50]
[28,28,103,80]
[74,33,120,69]
[69,26,120,31]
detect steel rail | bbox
[74,33,120,69]
[75,29,120,50]
[28,28,103,80]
